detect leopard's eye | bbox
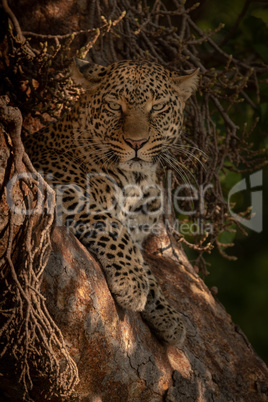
[152,103,167,112]
[107,102,121,111]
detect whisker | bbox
[169,143,208,159]
[160,154,192,187]
[166,144,207,171]
[61,144,110,157]
[172,149,207,172]
[101,151,118,169]
[165,152,198,186]
[164,139,207,155]
[171,143,207,152]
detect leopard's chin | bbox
[119,159,153,172]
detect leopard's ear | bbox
[171,68,199,102]
[70,58,108,89]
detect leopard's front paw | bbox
[109,267,149,312]
[141,296,186,346]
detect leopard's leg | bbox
[70,214,185,345]
[141,263,186,346]
[74,213,149,312]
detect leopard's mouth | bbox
[130,156,143,162]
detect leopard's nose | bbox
[124,137,148,150]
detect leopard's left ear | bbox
[171,68,200,102]
[70,57,108,90]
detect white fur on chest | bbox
[115,170,164,244]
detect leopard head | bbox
[72,58,199,172]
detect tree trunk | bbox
[39,225,268,401]
[1,119,267,400]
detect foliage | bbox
[195,0,268,364]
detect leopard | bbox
[24,58,198,345]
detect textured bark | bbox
[41,226,268,401]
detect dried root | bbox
[0,96,79,399]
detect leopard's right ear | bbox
[70,58,108,89]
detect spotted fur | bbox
[25,59,198,345]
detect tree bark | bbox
[39,225,268,401]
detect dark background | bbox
[190,0,268,364]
